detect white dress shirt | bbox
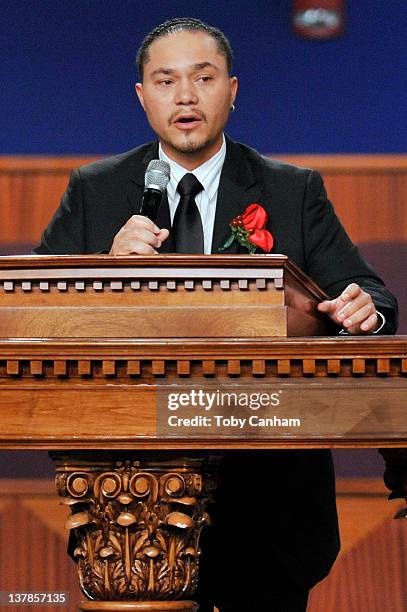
[159,135,226,254]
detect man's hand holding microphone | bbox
[110,159,170,255]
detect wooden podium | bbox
[0,255,405,611]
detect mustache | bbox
[168,109,207,124]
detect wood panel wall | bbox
[309,479,407,611]
[0,478,405,611]
[0,479,81,612]
[0,155,406,249]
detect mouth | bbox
[172,113,203,131]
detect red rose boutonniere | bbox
[219,203,274,254]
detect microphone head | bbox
[145,159,170,192]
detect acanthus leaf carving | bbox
[56,458,212,602]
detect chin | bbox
[172,136,216,156]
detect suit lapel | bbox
[128,142,158,203]
[211,138,262,254]
[127,142,159,213]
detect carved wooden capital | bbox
[53,454,215,606]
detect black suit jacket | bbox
[34,137,397,332]
[34,137,398,590]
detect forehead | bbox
[145,30,227,73]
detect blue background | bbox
[1,0,406,155]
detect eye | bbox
[197,76,213,83]
[158,79,173,87]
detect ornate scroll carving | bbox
[54,455,214,606]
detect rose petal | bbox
[241,204,268,231]
[248,228,274,253]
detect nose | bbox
[174,78,198,105]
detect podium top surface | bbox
[0,253,327,293]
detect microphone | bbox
[140,159,171,223]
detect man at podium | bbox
[34,17,397,612]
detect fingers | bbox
[317,299,336,313]
[318,283,378,334]
[344,304,378,334]
[360,311,380,333]
[339,283,360,302]
[157,228,170,242]
[336,292,371,326]
[317,283,363,314]
[109,215,169,255]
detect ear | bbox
[135,83,145,111]
[230,76,238,106]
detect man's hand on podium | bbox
[318,282,380,334]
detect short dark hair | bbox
[136,17,234,80]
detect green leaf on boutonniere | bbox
[218,232,236,252]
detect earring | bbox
[230,104,235,112]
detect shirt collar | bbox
[159,135,226,198]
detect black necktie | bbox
[172,173,204,254]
